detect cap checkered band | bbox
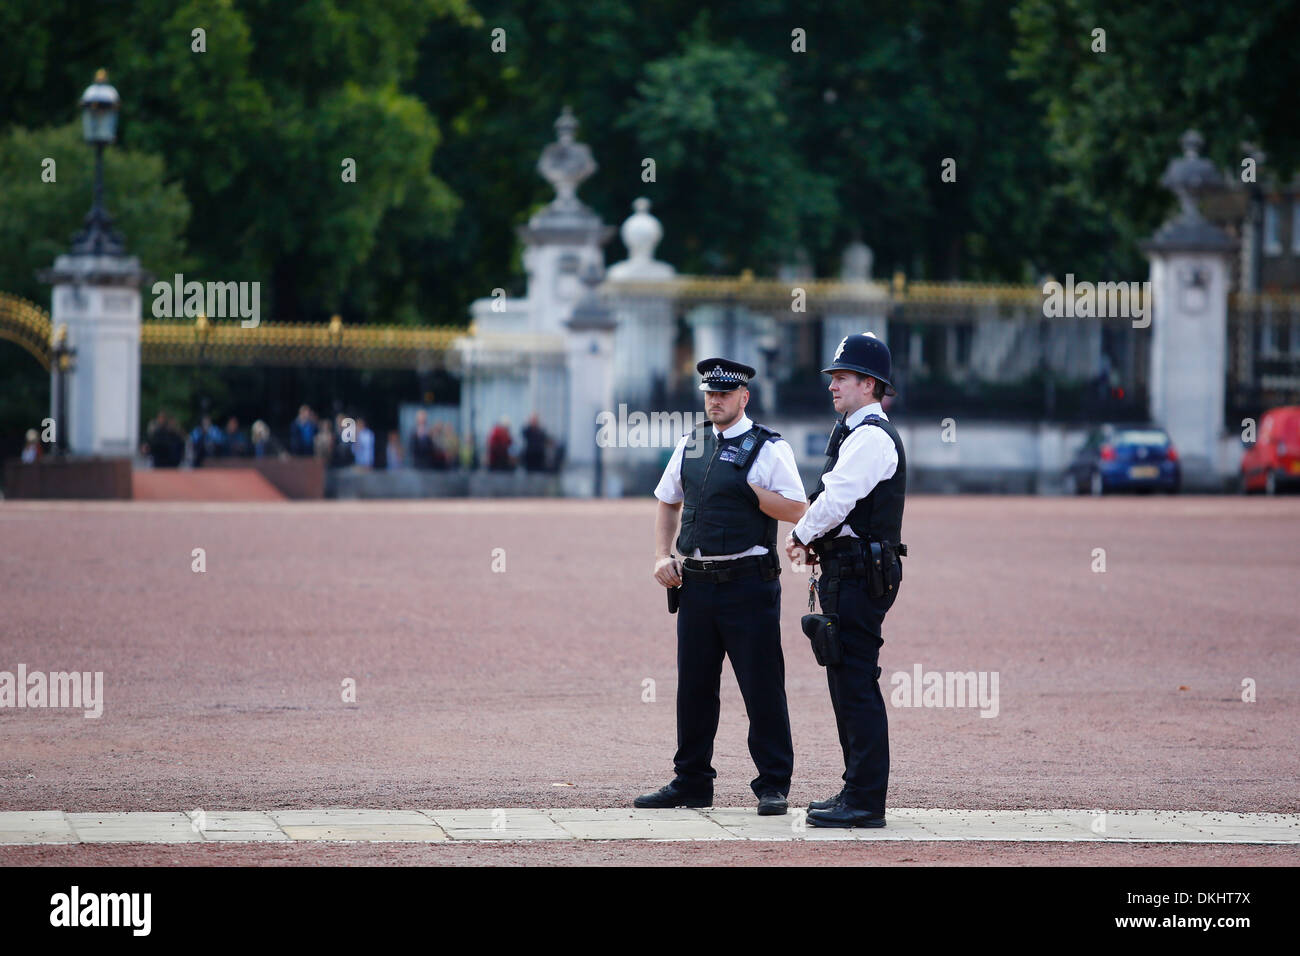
[704,366,748,384]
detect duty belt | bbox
[812,537,907,572]
[810,537,904,606]
[681,552,781,583]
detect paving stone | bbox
[1174,827,1299,843]
[67,812,202,843]
[268,809,430,827]
[548,808,737,840]
[0,811,69,826]
[279,824,447,842]
[0,811,78,843]
[7,808,1295,845]
[1049,811,1207,841]
[842,823,937,840]
[703,808,885,840]
[913,813,1102,842]
[199,830,292,842]
[1173,811,1300,840]
[547,807,710,823]
[193,811,282,832]
[422,809,572,840]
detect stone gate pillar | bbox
[43,252,146,457]
[1141,130,1237,490]
[564,267,618,497]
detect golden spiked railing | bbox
[606,270,1043,311]
[140,313,466,368]
[2,271,1081,375]
[0,293,54,371]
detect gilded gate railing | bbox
[0,293,54,372]
[140,313,466,368]
[0,296,471,371]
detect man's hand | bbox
[785,531,817,569]
[654,555,682,588]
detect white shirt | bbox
[655,413,807,560]
[793,402,897,545]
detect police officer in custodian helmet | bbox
[640,358,808,815]
[785,332,908,828]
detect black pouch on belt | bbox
[800,613,843,667]
[866,541,887,598]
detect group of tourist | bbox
[132,404,561,472]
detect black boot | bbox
[757,792,788,815]
[807,788,845,811]
[807,804,886,828]
[634,781,712,809]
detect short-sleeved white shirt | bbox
[793,402,898,544]
[655,414,807,560]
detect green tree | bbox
[414,0,1094,287]
[0,123,191,456]
[621,33,838,274]
[0,124,191,301]
[109,0,468,323]
[0,0,469,323]
[1011,0,1300,272]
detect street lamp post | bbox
[70,69,125,256]
[329,313,343,415]
[38,68,146,460]
[50,324,77,456]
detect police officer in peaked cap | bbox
[784,332,908,828]
[638,358,808,815]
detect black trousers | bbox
[673,570,794,798]
[819,557,901,813]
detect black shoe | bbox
[807,804,886,828]
[634,782,712,809]
[757,792,788,816]
[807,788,845,811]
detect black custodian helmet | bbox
[822,332,896,396]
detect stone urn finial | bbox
[607,198,675,279]
[1160,129,1223,223]
[621,198,662,264]
[1143,128,1235,254]
[538,106,597,210]
[841,238,873,281]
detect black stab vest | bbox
[676,423,780,556]
[808,412,906,545]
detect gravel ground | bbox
[1,496,1296,866]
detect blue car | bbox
[1067,424,1180,495]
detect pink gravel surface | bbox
[1,496,1297,865]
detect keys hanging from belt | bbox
[808,571,818,613]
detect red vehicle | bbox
[1240,406,1300,494]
